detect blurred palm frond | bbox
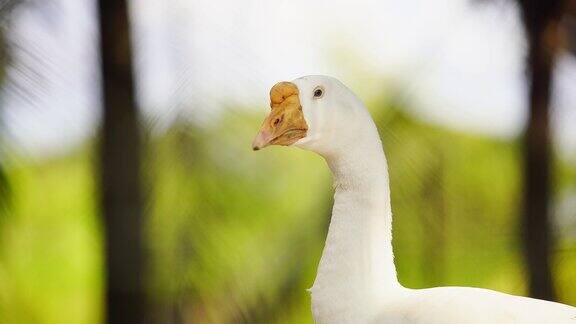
[0,0,22,24]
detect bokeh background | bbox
[0,0,575,323]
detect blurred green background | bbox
[1,102,575,323]
[0,0,575,323]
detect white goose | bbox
[252,75,576,324]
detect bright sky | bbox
[2,0,576,160]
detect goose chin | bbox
[270,129,307,146]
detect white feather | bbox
[289,75,576,324]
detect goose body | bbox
[252,75,576,323]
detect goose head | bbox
[252,75,368,156]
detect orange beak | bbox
[252,82,308,150]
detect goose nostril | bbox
[273,117,282,126]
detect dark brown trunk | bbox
[517,0,565,301]
[96,0,146,323]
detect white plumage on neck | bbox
[259,75,576,324]
[309,109,400,323]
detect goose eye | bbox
[313,87,324,99]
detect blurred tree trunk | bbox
[0,30,7,212]
[0,32,7,215]
[567,1,576,55]
[0,1,21,215]
[517,0,565,301]
[96,0,146,323]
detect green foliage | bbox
[145,116,330,323]
[0,151,102,324]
